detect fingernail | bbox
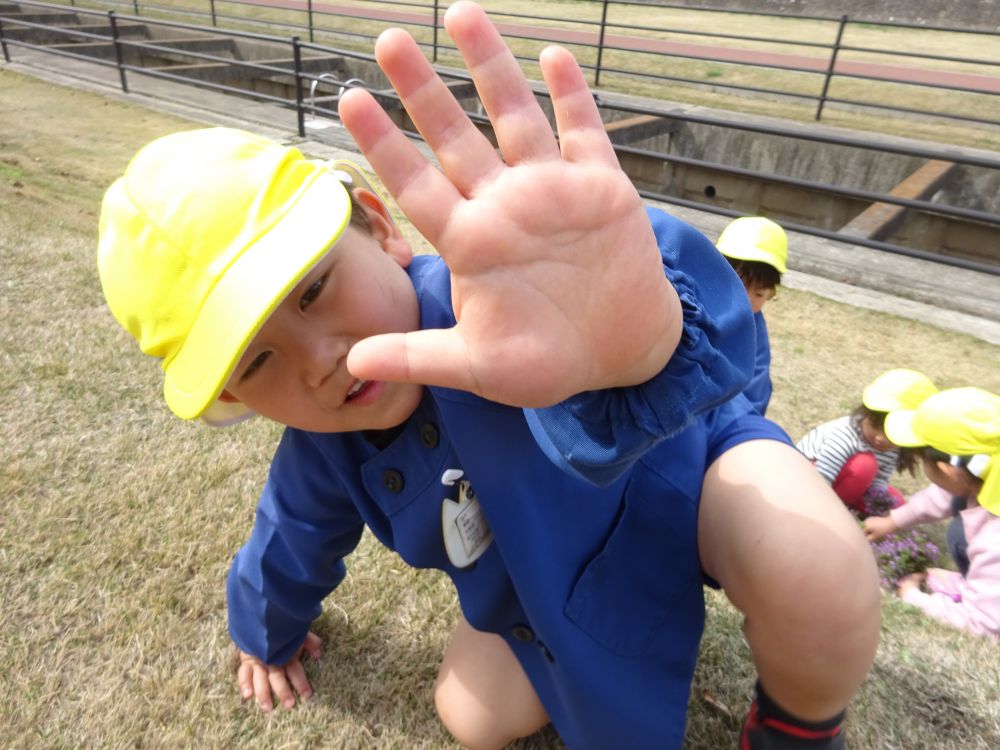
[243,688,252,698]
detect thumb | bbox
[347,328,480,394]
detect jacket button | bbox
[382,469,404,493]
[511,625,534,642]
[420,423,439,449]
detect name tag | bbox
[441,469,493,568]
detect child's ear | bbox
[218,390,241,404]
[353,188,413,267]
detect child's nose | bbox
[297,335,349,389]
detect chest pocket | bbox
[564,467,703,657]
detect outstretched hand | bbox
[339,1,680,408]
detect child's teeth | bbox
[348,380,366,397]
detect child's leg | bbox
[830,452,877,512]
[699,440,880,724]
[434,616,549,750]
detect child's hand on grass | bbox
[237,631,322,711]
[339,1,681,408]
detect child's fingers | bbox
[443,1,560,167]
[268,669,296,710]
[539,45,619,168]
[285,660,314,701]
[339,88,462,247]
[372,26,505,196]
[237,661,254,701]
[302,631,322,659]
[347,330,474,396]
[252,667,273,711]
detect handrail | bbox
[2,0,997,275]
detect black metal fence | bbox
[47,0,1000,128]
[2,0,999,274]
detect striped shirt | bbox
[796,415,899,488]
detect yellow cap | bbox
[97,128,353,423]
[716,217,788,274]
[862,368,938,413]
[886,387,1000,514]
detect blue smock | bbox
[742,311,772,415]
[225,208,792,749]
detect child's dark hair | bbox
[850,405,920,475]
[922,448,987,487]
[725,258,781,290]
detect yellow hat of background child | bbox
[715,216,788,274]
[862,368,938,413]
[97,128,352,424]
[886,387,1000,514]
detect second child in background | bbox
[797,368,936,512]
[715,217,787,415]
[864,387,1000,639]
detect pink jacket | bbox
[891,484,1000,639]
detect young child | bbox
[97,4,879,748]
[796,368,937,513]
[715,216,787,415]
[864,387,1000,639]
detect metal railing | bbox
[2,0,998,275]
[45,0,1000,128]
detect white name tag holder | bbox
[441,469,493,568]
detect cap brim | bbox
[716,243,786,273]
[980,467,1000,516]
[163,169,351,420]
[885,410,924,447]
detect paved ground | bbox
[5,44,1000,346]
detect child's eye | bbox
[299,273,328,310]
[241,351,271,381]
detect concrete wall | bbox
[652,1,1000,30]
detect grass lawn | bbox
[2,67,999,748]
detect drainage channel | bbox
[3,0,999,277]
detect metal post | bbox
[210,0,217,27]
[109,11,129,93]
[432,0,439,62]
[133,0,139,16]
[816,14,847,121]
[594,0,609,87]
[307,0,314,43]
[292,36,306,137]
[0,17,10,63]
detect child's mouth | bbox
[346,379,370,401]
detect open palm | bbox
[339,1,680,408]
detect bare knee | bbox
[434,618,548,750]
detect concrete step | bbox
[2,21,148,44]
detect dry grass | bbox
[2,67,1000,749]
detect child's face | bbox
[861,415,894,452]
[743,282,775,314]
[221,196,423,432]
[921,456,977,498]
